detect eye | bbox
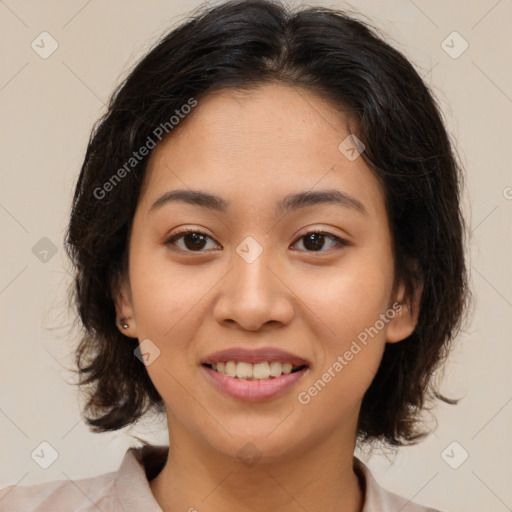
[291,230,347,252]
[164,229,347,253]
[165,230,220,252]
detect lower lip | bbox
[202,365,308,402]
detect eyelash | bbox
[164,229,348,253]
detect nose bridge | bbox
[213,235,293,330]
[232,234,278,301]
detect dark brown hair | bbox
[65,0,469,446]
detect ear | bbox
[111,271,138,339]
[386,280,423,344]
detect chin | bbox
[201,425,310,466]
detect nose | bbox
[212,242,295,332]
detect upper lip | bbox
[201,347,310,367]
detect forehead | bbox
[139,83,385,219]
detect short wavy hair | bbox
[65,0,469,446]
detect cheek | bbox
[296,252,394,351]
[129,244,206,339]
[127,239,228,385]
[128,256,204,421]
[290,244,394,422]
[126,250,205,411]
[291,247,394,417]
[293,270,391,437]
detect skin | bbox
[113,82,420,512]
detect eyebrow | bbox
[149,188,367,216]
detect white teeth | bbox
[225,361,237,377]
[236,362,253,379]
[210,360,303,380]
[282,363,293,374]
[269,361,283,377]
[253,362,270,380]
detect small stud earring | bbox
[119,317,131,329]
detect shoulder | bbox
[354,457,445,512]
[0,444,167,512]
[0,468,119,512]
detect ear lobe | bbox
[386,282,423,344]
[111,272,138,339]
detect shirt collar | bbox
[115,444,408,512]
[116,445,167,511]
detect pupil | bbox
[185,233,206,250]
[304,233,324,251]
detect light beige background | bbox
[1,1,511,511]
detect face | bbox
[114,83,418,462]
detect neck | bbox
[149,424,364,512]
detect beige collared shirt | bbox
[0,445,442,511]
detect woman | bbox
[0,0,468,510]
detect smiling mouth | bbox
[202,361,308,380]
